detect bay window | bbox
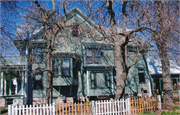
[62,59,70,77]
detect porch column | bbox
[159,78,162,96]
[4,74,7,95]
[176,78,179,90]
[21,71,25,95]
[111,69,114,95]
[25,44,29,104]
[87,70,89,96]
[9,75,12,95]
[1,71,4,96]
[21,71,25,105]
[15,78,18,94]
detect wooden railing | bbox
[130,96,159,114]
[55,102,92,115]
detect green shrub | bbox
[138,111,157,114]
[0,109,8,114]
[161,111,180,115]
[172,106,180,110]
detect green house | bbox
[0,8,152,105]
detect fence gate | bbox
[92,99,130,115]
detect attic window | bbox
[72,25,79,36]
[138,68,145,83]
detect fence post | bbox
[158,95,161,110]
[92,101,95,115]
[8,105,12,115]
[126,98,130,114]
[179,90,180,103]
[53,103,55,115]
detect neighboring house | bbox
[148,58,180,97]
[0,8,152,105]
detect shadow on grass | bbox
[0,109,8,114]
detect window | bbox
[21,49,26,56]
[96,73,105,88]
[34,48,42,63]
[86,49,93,64]
[53,59,58,77]
[33,72,43,89]
[86,49,101,64]
[138,68,145,83]
[128,48,137,52]
[72,25,78,36]
[105,73,110,88]
[91,72,110,88]
[62,59,70,77]
[94,50,101,64]
[91,73,95,88]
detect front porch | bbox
[0,61,28,106]
[152,74,180,97]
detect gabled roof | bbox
[13,7,101,42]
[14,25,43,41]
[147,58,180,75]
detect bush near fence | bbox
[130,96,159,114]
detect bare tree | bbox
[104,0,157,99]
[152,0,178,106]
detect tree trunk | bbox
[155,0,175,106]
[45,48,52,104]
[156,40,175,106]
[106,0,128,100]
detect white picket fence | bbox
[92,99,130,115]
[8,103,55,115]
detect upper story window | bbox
[62,59,70,77]
[21,49,26,56]
[86,49,101,64]
[53,59,58,77]
[34,48,42,63]
[33,72,43,89]
[72,25,79,36]
[138,68,145,83]
[128,48,137,52]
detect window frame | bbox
[94,49,101,64]
[95,72,105,88]
[34,47,42,63]
[91,71,110,89]
[53,59,59,77]
[33,72,43,90]
[86,48,101,64]
[86,49,93,64]
[105,72,111,88]
[138,68,145,83]
[61,59,70,77]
